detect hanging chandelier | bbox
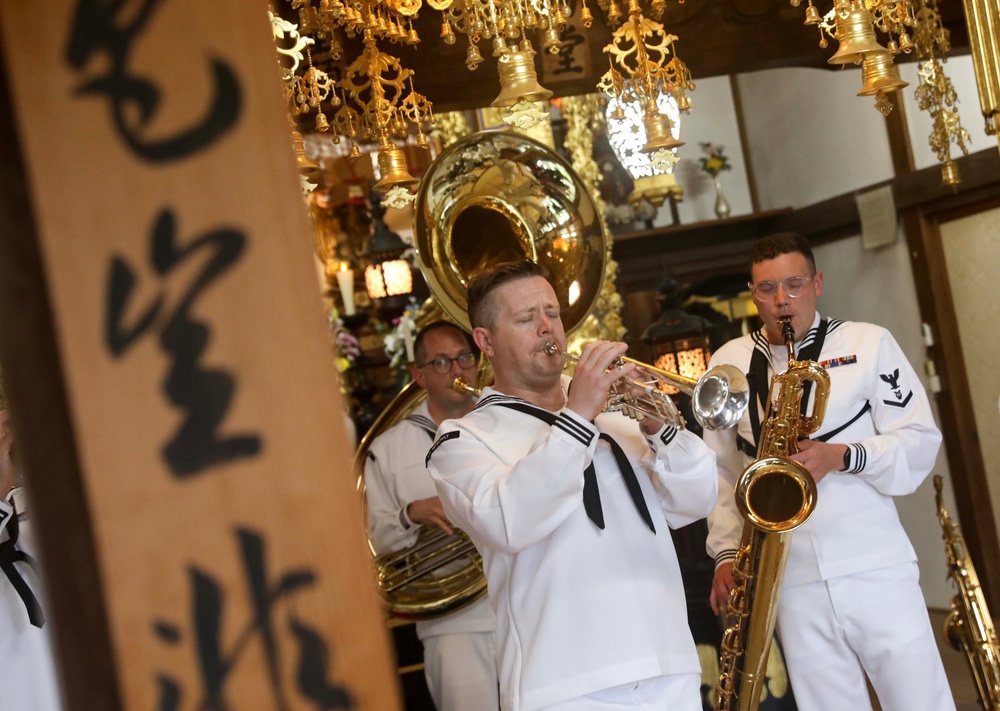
[271,0,694,204]
[604,91,683,209]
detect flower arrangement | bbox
[699,142,732,178]
[329,306,361,373]
[382,298,421,376]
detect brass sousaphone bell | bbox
[357,131,608,619]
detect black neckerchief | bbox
[491,401,655,534]
[0,497,45,628]
[746,318,829,451]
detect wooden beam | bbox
[610,147,1000,293]
[0,46,122,711]
[0,2,402,708]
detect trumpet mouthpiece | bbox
[543,341,561,356]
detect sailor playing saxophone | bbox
[705,234,955,711]
[427,260,718,711]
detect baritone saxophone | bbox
[935,475,1000,710]
[715,316,830,711]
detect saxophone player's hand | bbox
[792,439,849,484]
[710,561,735,615]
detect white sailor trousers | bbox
[537,672,701,710]
[777,562,955,711]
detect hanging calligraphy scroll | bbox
[0,1,400,709]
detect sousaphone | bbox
[355,130,608,619]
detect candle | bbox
[401,315,415,363]
[335,263,355,316]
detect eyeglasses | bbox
[748,276,815,301]
[418,352,478,374]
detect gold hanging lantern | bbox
[492,48,553,107]
[828,6,886,64]
[857,51,909,95]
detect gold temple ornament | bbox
[790,0,917,115]
[912,0,971,187]
[271,0,697,201]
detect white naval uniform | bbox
[364,400,499,711]
[426,378,718,711]
[0,488,63,711]
[704,313,954,711]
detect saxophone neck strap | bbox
[747,318,829,449]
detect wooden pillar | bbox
[0,2,401,709]
[884,94,1000,612]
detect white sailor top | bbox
[364,400,495,639]
[0,487,63,710]
[426,378,718,711]
[705,313,942,587]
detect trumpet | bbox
[452,377,481,396]
[542,341,749,430]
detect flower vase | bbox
[713,174,731,220]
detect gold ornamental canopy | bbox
[272,0,991,201]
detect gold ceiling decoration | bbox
[272,0,693,202]
[562,94,627,345]
[912,0,970,187]
[597,1,692,169]
[791,0,916,115]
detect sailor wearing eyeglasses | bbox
[704,233,954,710]
[363,320,499,711]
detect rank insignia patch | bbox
[879,368,913,407]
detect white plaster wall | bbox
[814,232,956,609]
[664,75,755,226]
[899,54,999,172]
[735,66,895,209]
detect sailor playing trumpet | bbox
[427,260,721,711]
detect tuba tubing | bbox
[355,380,487,620]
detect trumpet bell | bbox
[692,364,751,431]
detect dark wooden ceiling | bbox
[318,0,971,113]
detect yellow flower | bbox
[705,157,724,173]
